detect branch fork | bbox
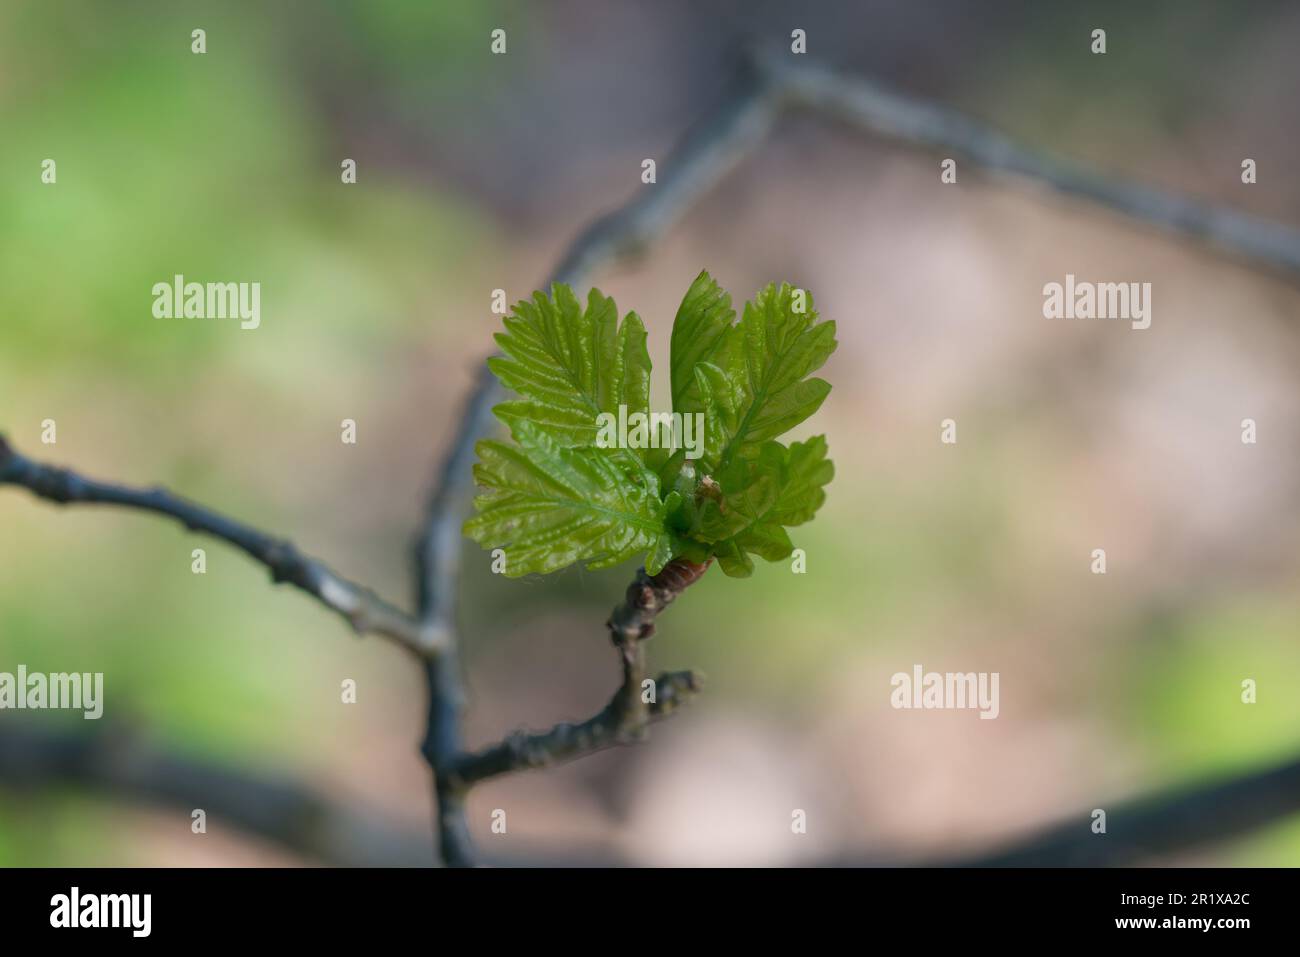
[435,559,709,802]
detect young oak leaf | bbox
[689,436,833,577]
[489,284,652,470]
[467,276,834,579]
[670,270,735,417]
[464,417,678,577]
[685,281,836,474]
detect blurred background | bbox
[2,0,1300,866]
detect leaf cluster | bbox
[465,271,836,578]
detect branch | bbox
[0,436,437,658]
[418,652,474,867]
[0,722,434,867]
[415,563,707,864]
[447,560,708,787]
[928,753,1300,867]
[757,50,1300,275]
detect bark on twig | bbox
[932,756,1300,868]
[0,722,434,867]
[0,437,437,657]
[758,50,1300,276]
[445,560,710,790]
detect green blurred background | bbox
[2,0,1300,865]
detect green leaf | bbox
[464,419,675,577]
[670,270,735,416]
[468,275,835,579]
[691,436,834,577]
[693,282,836,473]
[488,284,651,464]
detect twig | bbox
[758,50,1300,275]
[446,562,709,790]
[0,436,437,658]
[419,652,475,867]
[420,561,707,866]
[548,61,781,288]
[0,722,435,867]
[931,755,1300,867]
[448,670,703,790]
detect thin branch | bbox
[419,652,475,867]
[930,754,1300,868]
[415,554,705,863]
[448,670,701,790]
[445,562,709,789]
[0,436,438,658]
[547,62,781,289]
[757,50,1300,275]
[0,723,435,867]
